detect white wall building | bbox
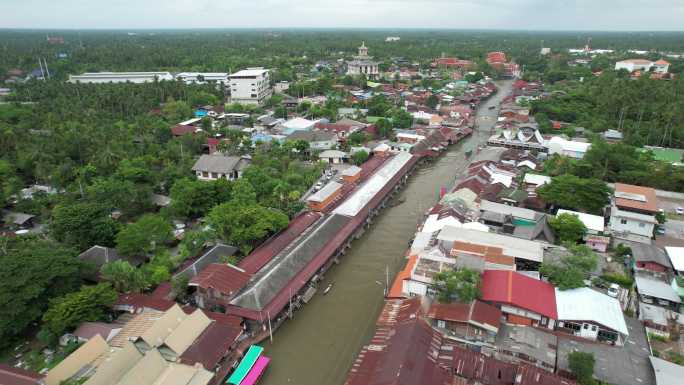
[609,183,659,242]
[615,59,670,74]
[175,72,228,84]
[228,68,272,105]
[545,136,591,159]
[191,155,251,181]
[346,42,380,80]
[68,72,174,84]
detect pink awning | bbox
[240,356,270,385]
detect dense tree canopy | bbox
[0,237,86,348]
[544,141,684,193]
[549,213,588,244]
[41,283,117,338]
[51,202,119,251]
[540,245,599,290]
[433,268,481,304]
[538,175,611,215]
[115,214,173,257]
[207,202,289,255]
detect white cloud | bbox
[1,0,684,30]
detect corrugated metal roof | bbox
[635,275,681,303]
[334,152,413,217]
[555,287,628,335]
[438,226,544,263]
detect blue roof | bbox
[195,110,208,117]
[251,133,274,144]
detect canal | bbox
[260,79,514,385]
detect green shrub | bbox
[648,333,669,343]
[601,273,633,288]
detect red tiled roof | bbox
[614,183,658,213]
[203,310,243,327]
[179,322,242,370]
[470,300,502,329]
[114,293,176,312]
[189,263,252,297]
[452,349,577,385]
[344,298,452,385]
[453,347,517,385]
[0,364,42,385]
[238,212,322,274]
[427,303,470,322]
[427,300,501,330]
[72,322,120,341]
[314,122,361,134]
[388,255,418,298]
[171,124,199,136]
[486,51,507,64]
[151,281,172,299]
[480,270,557,319]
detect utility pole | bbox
[385,265,389,297]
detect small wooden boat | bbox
[488,105,496,110]
[323,282,334,295]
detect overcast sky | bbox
[2,0,684,30]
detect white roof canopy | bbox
[666,247,684,271]
[555,287,628,335]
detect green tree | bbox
[537,175,611,214]
[391,109,413,129]
[162,100,192,122]
[425,95,439,110]
[100,260,148,293]
[51,202,119,251]
[116,214,173,257]
[352,150,370,165]
[540,245,598,290]
[348,131,367,146]
[433,268,481,303]
[0,237,85,348]
[568,351,596,385]
[207,202,289,255]
[550,213,588,244]
[375,118,393,139]
[0,160,20,208]
[274,106,288,119]
[171,273,190,302]
[169,178,232,219]
[41,283,117,337]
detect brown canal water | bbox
[260,80,514,385]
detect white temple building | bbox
[346,42,380,80]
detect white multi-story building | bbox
[68,72,174,84]
[228,68,272,105]
[609,183,659,242]
[346,42,380,80]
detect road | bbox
[259,79,514,385]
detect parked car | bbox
[607,283,620,298]
[676,207,684,215]
[656,225,666,235]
